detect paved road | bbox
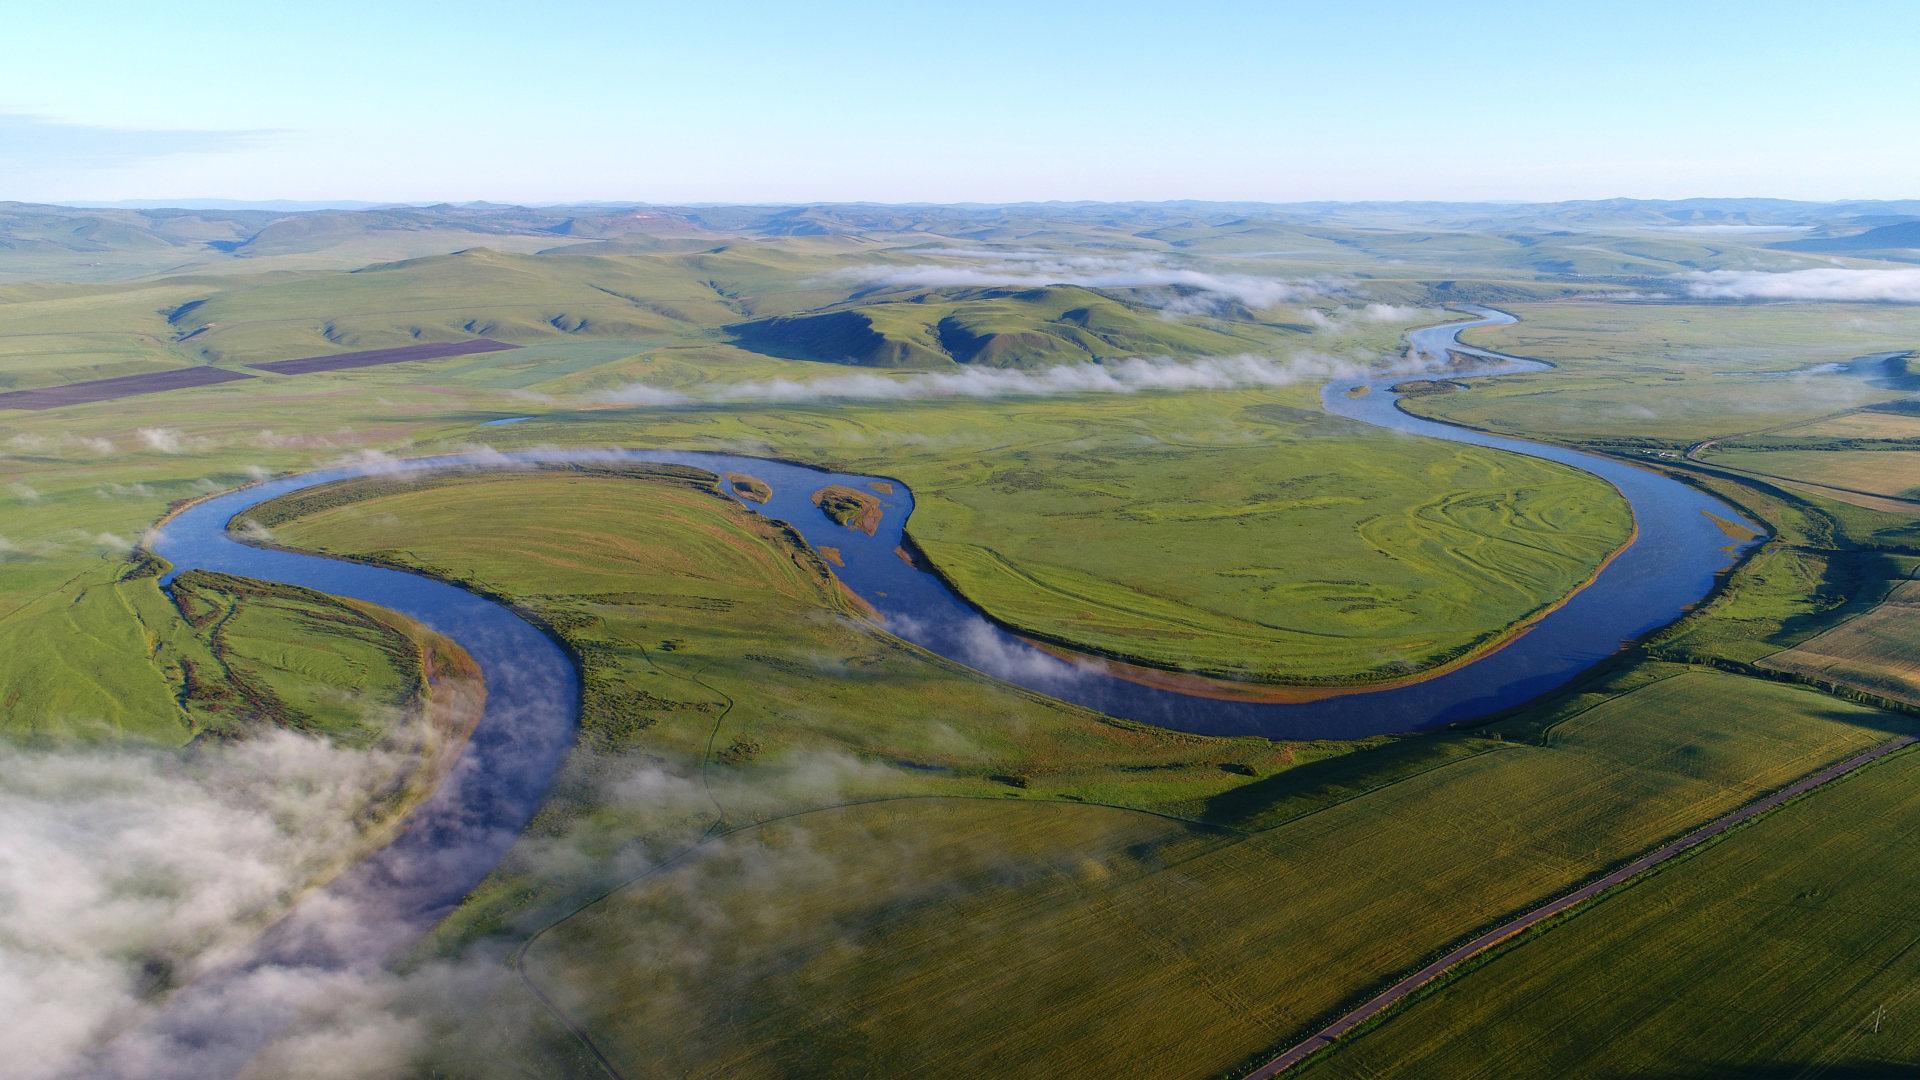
[1247,733,1918,1077]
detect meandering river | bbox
[142,308,1759,1050]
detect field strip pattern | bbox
[0,365,255,409]
[1248,732,1919,1077]
[248,337,519,373]
[0,337,518,410]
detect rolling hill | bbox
[165,247,748,362]
[727,285,1296,368]
[1773,218,1920,257]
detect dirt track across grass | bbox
[1248,732,1919,1077]
[249,338,518,374]
[0,366,255,410]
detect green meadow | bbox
[4,202,1920,1076]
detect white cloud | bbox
[1682,268,1920,303]
[7,482,40,501]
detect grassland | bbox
[1409,300,1920,445]
[894,409,1631,683]
[522,671,1908,1080]
[265,469,1310,814]
[253,466,1913,1078]
[165,569,451,744]
[1787,407,1920,440]
[1641,462,1920,666]
[0,534,472,749]
[1761,576,1920,706]
[465,389,1634,685]
[1297,746,1920,1078]
[0,278,211,390]
[1704,446,1920,502]
[170,248,744,364]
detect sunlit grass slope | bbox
[169,248,745,363]
[0,279,209,390]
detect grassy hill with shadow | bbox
[727,284,1295,368]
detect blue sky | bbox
[5,0,1917,204]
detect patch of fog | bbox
[1303,303,1445,335]
[886,611,1108,690]
[1682,267,1920,303]
[600,348,1428,408]
[0,730,442,1080]
[838,251,1346,313]
[3,698,954,1080]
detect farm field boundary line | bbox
[1241,732,1919,1077]
[248,337,519,373]
[0,365,254,409]
[0,337,519,410]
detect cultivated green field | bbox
[1786,408,1920,440]
[1703,446,1920,502]
[1299,747,1920,1078]
[1762,577,1920,706]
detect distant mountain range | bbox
[8,196,1920,260]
